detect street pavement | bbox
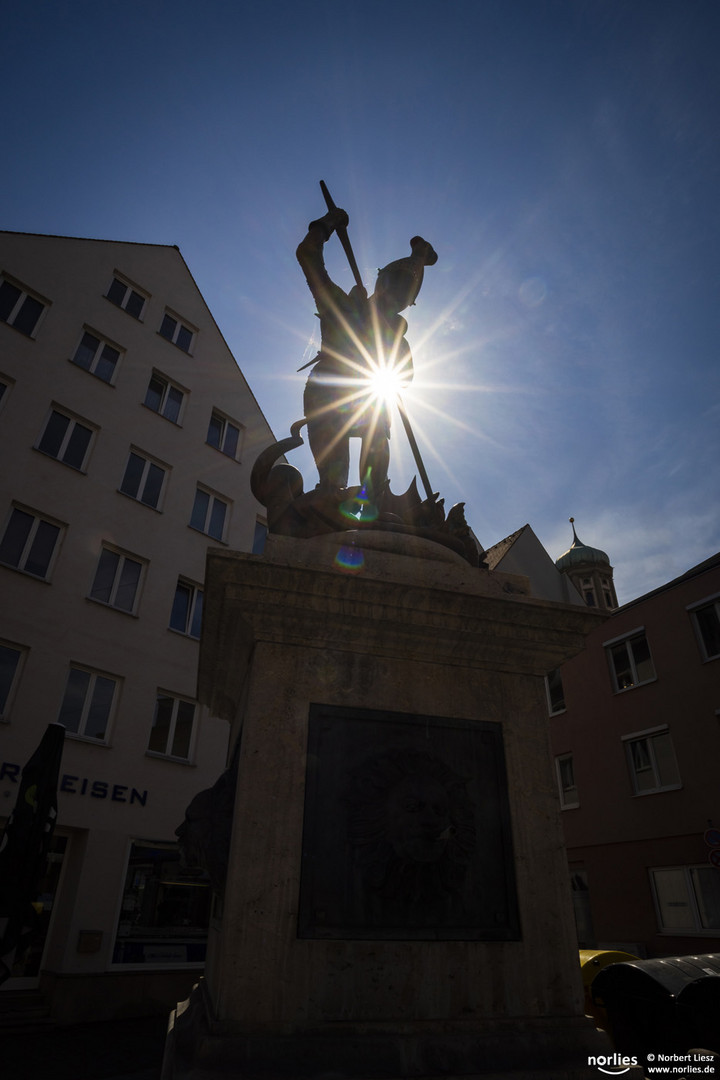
[3,1013,167,1080]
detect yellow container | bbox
[579,949,639,1027]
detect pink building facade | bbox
[550,553,720,957]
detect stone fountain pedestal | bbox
[163,531,613,1079]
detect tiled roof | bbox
[484,525,528,570]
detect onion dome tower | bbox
[555,518,618,610]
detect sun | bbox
[363,358,408,409]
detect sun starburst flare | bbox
[283,244,525,498]
[362,357,408,410]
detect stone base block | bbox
[162,980,620,1080]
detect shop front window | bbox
[112,841,210,966]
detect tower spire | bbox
[555,519,618,610]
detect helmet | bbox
[375,237,438,312]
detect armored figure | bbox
[249,187,484,567]
[297,207,437,498]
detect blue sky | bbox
[3,0,719,602]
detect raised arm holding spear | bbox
[296,180,438,501]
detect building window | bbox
[689,597,720,662]
[651,866,720,933]
[623,727,681,795]
[555,754,578,808]
[570,869,595,947]
[72,330,121,383]
[0,277,47,337]
[159,312,195,353]
[605,629,656,692]
[90,547,145,614]
[0,506,63,579]
[112,841,210,966]
[169,580,203,638]
[148,694,196,760]
[252,519,268,555]
[106,276,146,320]
[581,577,596,607]
[207,411,243,459]
[545,668,566,714]
[0,641,26,720]
[0,374,13,412]
[144,372,185,424]
[190,487,228,541]
[57,666,118,741]
[36,408,95,471]
[119,450,167,510]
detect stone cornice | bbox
[199,543,607,719]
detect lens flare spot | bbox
[518,276,547,308]
[340,482,378,523]
[334,545,365,573]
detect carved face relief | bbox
[385,775,452,863]
[298,706,521,940]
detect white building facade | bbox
[0,231,274,1021]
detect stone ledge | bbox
[198,545,606,720]
[163,980,616,1080]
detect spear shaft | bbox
[395,398,434,501]
[319,180,364,291]
[317,180,436,501]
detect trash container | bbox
[592,952,720,1055]
[579,949,639,1027]
[676,959,720,1052]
